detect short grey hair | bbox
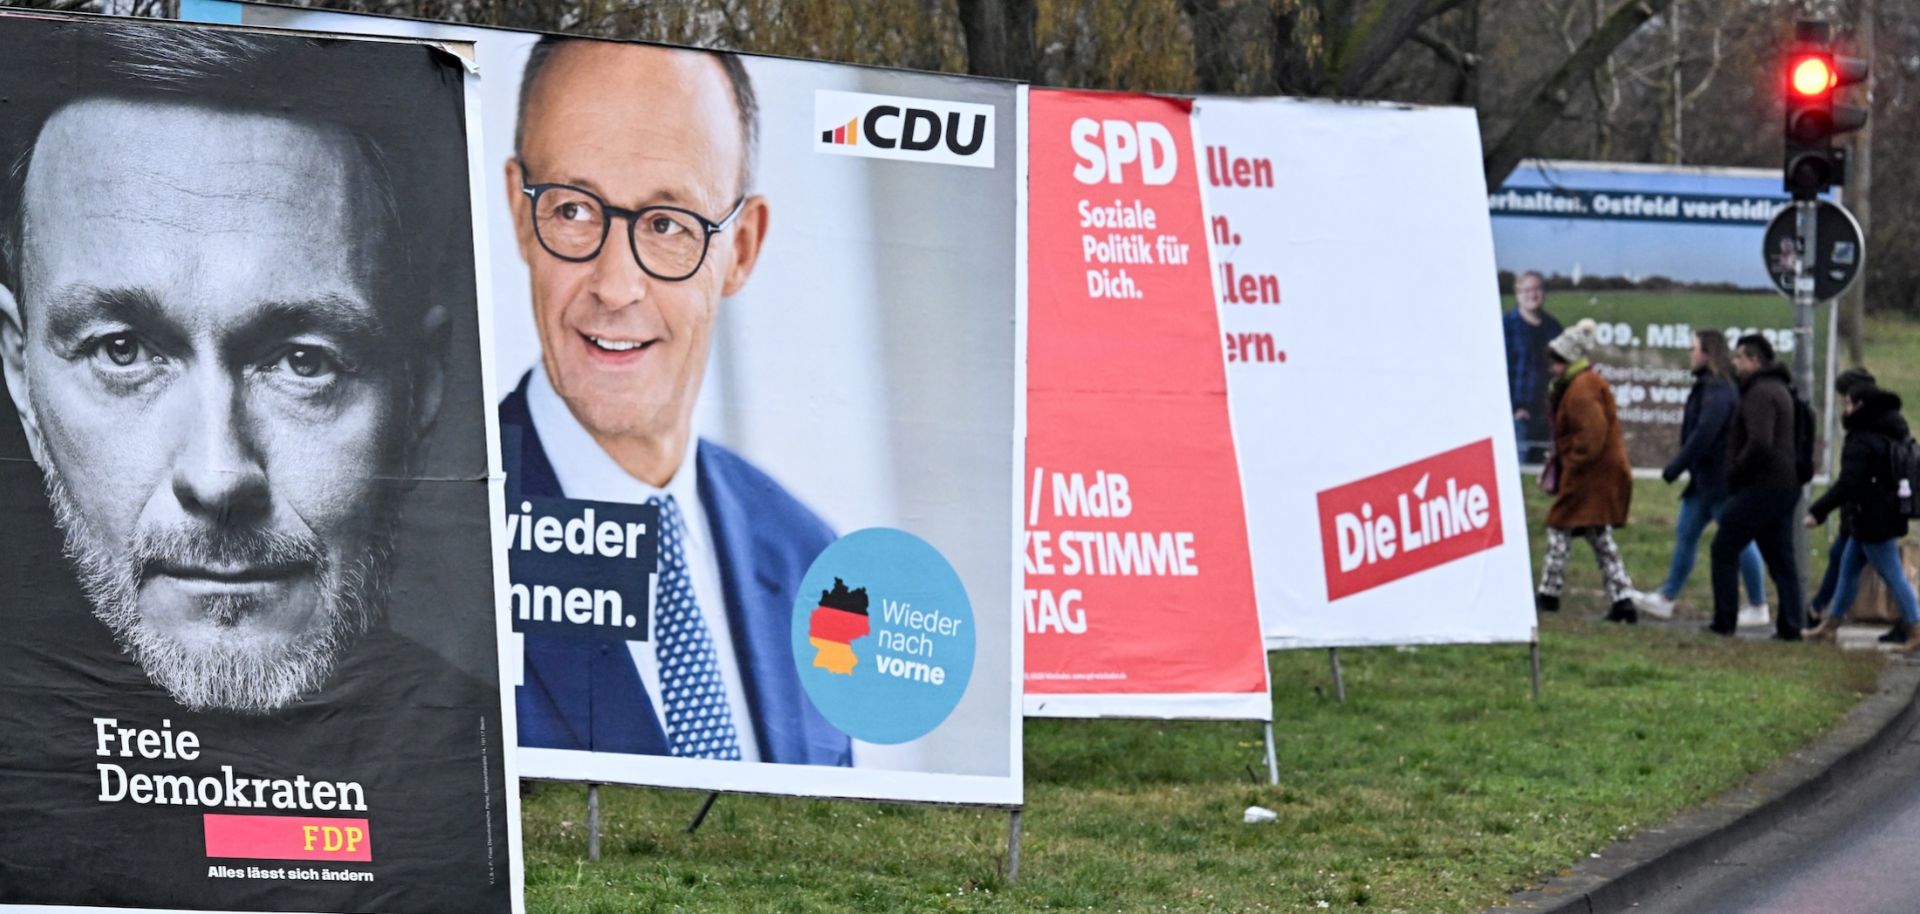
[514,36,759,195]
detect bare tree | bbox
[1483,0,1676,187]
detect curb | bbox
[1483,654,1920,914]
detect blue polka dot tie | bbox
[649,494,742,760]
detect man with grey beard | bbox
[0,60,426,717]
[0,18,512,912]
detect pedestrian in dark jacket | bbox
[1706,335,1806,639]
[1804,385,1920,650]
[1534,319,1641,622]
[1504,270,1563,464]
[1809,367,1880,623]
[1634,330,1767,623]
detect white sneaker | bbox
[1632,591,1675,619]
[1737,603,1772,628]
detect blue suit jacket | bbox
[502,373,851,766]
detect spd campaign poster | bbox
[0,13,522,913]
[189,1,1025,808]
[1490,160,1835,474]
[1196,96,1536,650]
[1023,90,1271,721]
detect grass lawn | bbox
[517,315,1920,913]
[523,614,1880,913]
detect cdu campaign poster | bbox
[0,12,522,914]
[187,1,1025,809]
[1023,89,1272,721]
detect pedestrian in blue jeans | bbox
[1807,367,1880,626]
[1805,384,1920,650]
[1634,331,1768,623]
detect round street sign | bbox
[1764,200,1864,301]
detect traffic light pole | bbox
[1794,201,1818,404]
[1793,199,1818,621]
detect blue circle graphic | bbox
[791,528,975,745]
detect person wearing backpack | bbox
[1803,384,1920,649]
[1706,334,1806,639]
[1808,368,1880,627]
[1633,330,1769,624]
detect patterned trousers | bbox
[1538,525,1635,604]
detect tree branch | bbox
[957,0,1036,80]
[1330,0,1455,95]
[1178,0,1238,93]
[957,0,1009,77]
[1410,25,1475,72]
[1483,0,1673,188]
[1680,25,1725,104]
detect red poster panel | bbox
[1024,90,1270,719]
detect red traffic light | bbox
[1782,20,1869,200]
[1791,56,1835,96]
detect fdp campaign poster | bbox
[1197,96,1536,650]
[1023,90,1271,721]
[188,1,1025,808]
[1490,160,1834,472]
[0,13,521,913]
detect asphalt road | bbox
[1620,652,1920,914]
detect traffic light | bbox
[1783,20,1869,200]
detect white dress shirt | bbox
[525,368,762,762]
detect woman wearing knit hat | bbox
[1535,318,1641,622]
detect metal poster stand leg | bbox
[1005,809,1023,884]
[586,783,601,862]
[1262,722,1280,785]
[1328,648,1347,704]
[685,792,721,834]
[1529,642,1543,701]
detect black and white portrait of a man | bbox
[0,16,514,913]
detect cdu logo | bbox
[814,89,996,168]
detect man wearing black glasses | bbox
[501,37,852,766]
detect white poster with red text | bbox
[1196,96,1535,649]
[1023,90,1272,720]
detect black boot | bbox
[1881,621,1913,644]
[1604,599,1638,624]
[1537,593,1560,612]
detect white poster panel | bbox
[1196,97,1536,649]
[186,1,1024,808]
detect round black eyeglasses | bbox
[521,181,746,282]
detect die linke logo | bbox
[1316,439,1505,600]
[813,90,996,168]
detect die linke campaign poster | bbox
[1023,90,1271,721]
[1490,160,1835,474]
[0,13,522,914]
[1195,97,1535,650]
[189,1,1025,808]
